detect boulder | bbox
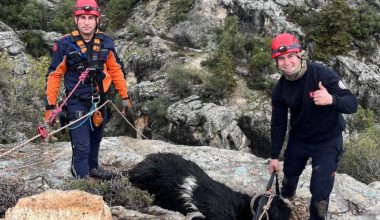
[5,190,112,220]
[166,95,250,151]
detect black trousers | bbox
[282,134,343,220]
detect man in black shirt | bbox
[268,33,357,220]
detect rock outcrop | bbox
[1,137,379,219]
[5,190,112,220]
[166,95,250,151]
[336,56,380,115]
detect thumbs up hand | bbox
[313,81,333,105]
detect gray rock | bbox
[0,31,25,55]
[42,31,62,47]
[232,0,304,36]
[369,181,380,191]
[1,137,379,219]
[336,56,380,115]
[168,15,219,51]
[111,205,185,220]
[166,95,250,151]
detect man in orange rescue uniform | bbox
[45,0,131,179]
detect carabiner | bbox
[91,94,100,105]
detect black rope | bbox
[252,172,279,220]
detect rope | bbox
[0,152,66,174]
[257,194,274,220]
[67,102,97,130]
[0,100,110,159]
[0,99,152,176]
[48,68,90,124]
[107,101,150,140]
[0,99,150,159]
[252,172,279,220]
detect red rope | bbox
[47,68,90,124]
[1,100,111,159]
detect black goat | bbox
[127,153,291,220]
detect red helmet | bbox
[271,33,302,58]
[74,0,101,17]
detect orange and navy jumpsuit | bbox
[45,31,128,178]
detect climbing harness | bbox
[252,172,280,220]
[67,94,100,131]
[70,30,101,54]
[36,68,90,138]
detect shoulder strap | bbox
[70,31,87,54]
[93,31,104,52]
[70,30,103,54]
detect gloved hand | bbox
[44,109,60,127]
[45,110,52,124]
[121,97,132,114]
[122,97,132,109]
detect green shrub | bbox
[202,53,236,101]
[145,97,171,139]
[104,0,139,31]
[347,107,376,132]
[166,65,203,99]
[307,0,356,61]
[355,4,380,40]
[339,126,380,184]
[0,54,49,143]
[0,0,45,30]
[61,176,153,210]
[201,16,245,101]
[247,37,276,92]
[201,16,278,99]
[47,0,76,34]
[28,56,51,97]
[284,5,316,27]
[285,0,380,61]
[216,16,246,57]
[0,54,16,74]
[168,0,194,26]
[20,31,50,58]
[310,31,353,62]
[20,1,46,29]
[127,24,147,43]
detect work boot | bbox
[310,199,328,220]
[281,176,299,201]
[89,166,116,180]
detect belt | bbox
[67,111,88,119]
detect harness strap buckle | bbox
[92,94,100,105]
[75,111,84,118]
